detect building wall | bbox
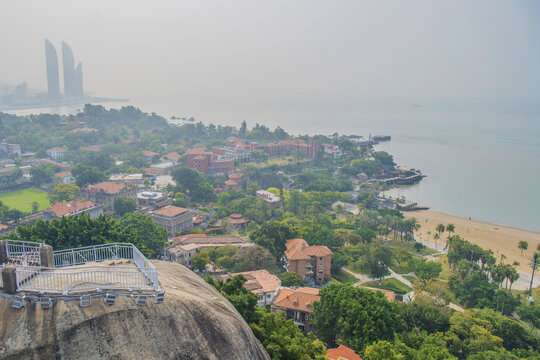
[312,255,332,283]
[152,211,193,237]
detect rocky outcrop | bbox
[0,260,270,360]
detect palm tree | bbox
[446,224,455,235]
[436,223,445,244]
[334,203,346,219]
[433,233,440,250]
[518,240,528,256]
[529,252,539,296]
[427,231,431,242]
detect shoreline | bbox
[403,209,540,274]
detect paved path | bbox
[343,266,465,312]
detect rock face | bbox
[0,261,270,360]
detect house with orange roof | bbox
[42,200,103,221]
[162,152,182,163]
[186,147,235,176]
[224,172,244,191]
[285,238,332,284]
[82,181,136,214]
[151,205,193,236]
[140,150,160,162]
[327,345,363,360]
[55,171,75,184]
[222,270,281,306]
[271,287,320,333]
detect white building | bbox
[47,147,67,160]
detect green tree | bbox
[312,283,402,352]
[72,164,107,187]
[171,167,215,203]
[399,299,451,334]
[31,201,39,214]
[517,240,528,256]
[205,275,258,323]
[444,311,504,359]
[446,223,455,235]
[30,164,57,185]
[363,341,404,360]
[50,183,81,203]
[114,197,137,216]
[529,252,539,296]
[251,311,327,360]
[120,213,168,258]
[231,245,275,272]
[192,251,211,271]
[279,272,304,287]
[249,220,299,259]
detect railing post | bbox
[94,246,97,262]
[0,240,6,264]
[40,245,54,268]
[2,266,17,294]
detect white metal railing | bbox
[53,243,134,267]
[5,240,43,265]
[15,265,157,293]
[6,242,161,294]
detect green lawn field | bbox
[0,188,51,213]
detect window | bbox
[319,257,323,261]
[319,263,322,268]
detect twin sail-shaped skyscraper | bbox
[44,39,84,101]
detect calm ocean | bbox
[7,96,540,232]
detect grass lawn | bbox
[437,254,452,280]
[0,188,51,212]
[345,263,369,276]
[511,286,540,305]
[364,278,412,295]
[333,269,359,284]
[403,275,417,282]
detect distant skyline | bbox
[1,0,540,119]
[44,39,60,100]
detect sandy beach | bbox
[404,210,540,274]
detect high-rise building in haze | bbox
[44,39,60,101]
[61,41,84,100]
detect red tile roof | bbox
[285,239,332,260]
[47,200,97,217]
[273,287,320,313]
[163,152,182,160]
[327,345,363,360]
[48,147,67,152]
[141,150,159,157]
[152,205,190,217]
[85,181,130,195]
[224,270,281,295]
[55,171,72,177]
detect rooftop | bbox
[360,287,395,302]
[327,345,363,360]
[273,287,320,313]
[85,181,130,195]
[152,205,190,217]
[48,147,67,152]
[46,200,99,217]
[224,270,280,295]
[285,239,333,261]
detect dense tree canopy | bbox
[312,284,402,352]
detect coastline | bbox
[404,210,540,274]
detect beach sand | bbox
[404,210,540,274]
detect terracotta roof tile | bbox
[141,150,159,157]
[225,270,281,294]
[164,152,182,159]
[272,287,320,313]
[327,345,363,360]
[47,200,98,217]
[152,205,190,217]
[85,181,130,195]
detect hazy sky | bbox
[1,0,540,111]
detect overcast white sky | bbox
[1,0,539,106]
